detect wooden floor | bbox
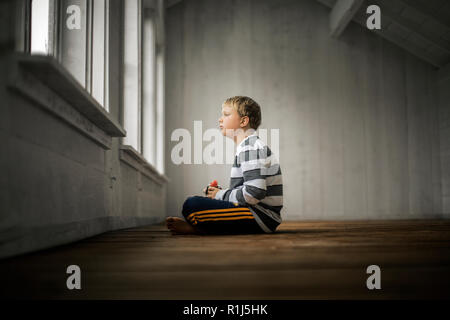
[1,220,450,299]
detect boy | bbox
[166,96,283,235]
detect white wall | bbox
[439,68,450,216]
[165,0,444,220]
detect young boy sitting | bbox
[166,96,283,235]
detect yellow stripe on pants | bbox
[195,216,255,223]
[188,210,253,225]
[186,207,251,221]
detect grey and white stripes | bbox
[215,133,283,232]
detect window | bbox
[123,0,142,152]
[58,0,88,87]
[30,0,109,110]
[155,43,165,174]
[122,0,165,174]
[28,0,165,173]
[91,0,109,109]
[142,8,157,167]
[30,0,49,54]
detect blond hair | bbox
[223,96,262,130]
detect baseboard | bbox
[0,215,163,260]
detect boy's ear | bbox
[240,116,250,127]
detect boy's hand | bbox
[203,186,220,199]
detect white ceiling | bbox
[165,0,450,69]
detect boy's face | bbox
[218,103,242,137]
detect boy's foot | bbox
[166,217,198,235]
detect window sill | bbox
[120,145,169,185]
[7,53,126,149]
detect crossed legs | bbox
[166,196,264,235]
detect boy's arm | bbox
[214,185,244,201]
[214,188,229,200]
[232,167,267,205]
[219,149,272,205]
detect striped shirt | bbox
[215,133,283,233]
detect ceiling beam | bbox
[316,0,335,8]
[369,0,450,55]
[166,0,182,8]
[329,0,364,37]
[316,0,445,67]
[398,0,450,31]
[350,11,444,67]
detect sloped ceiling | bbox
[317,0,450,69]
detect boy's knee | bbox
[182,196,202,216]
[183,195,201,206]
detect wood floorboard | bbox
[1,220,449,299]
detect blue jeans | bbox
[182,196,265,235]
